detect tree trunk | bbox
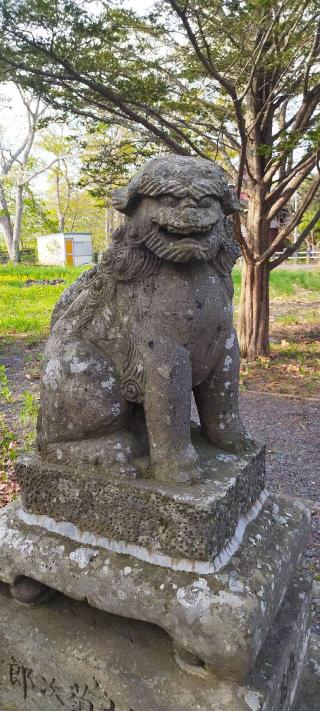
[0,215,15,260]
[11,183,24,263]
[0,204,19,262]
[0,183,17,261]
[105,206,115,245]
[237,192,271,359]
[238,119,271,359]
[58,214,65,232]
[8,237,20,263]
[238,259,269,359]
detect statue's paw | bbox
[204,422,257,454]
[217,430,257,453]
[153,445,203,485]
[154,462,203,484]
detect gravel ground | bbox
[1,338,319,631]
[240,392,320,502]
[240,392,320,633]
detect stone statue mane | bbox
[104,155,241,281]
[103,213,239,284]
[51,156,241,327]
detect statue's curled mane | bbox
[101,214,241,284]
[51,202,241,329]
[102,222,161,282]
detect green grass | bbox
[0,264,90,338]
[275,309,319,326]
[0,264,319,339]
[268,269,320,298]
[232,267,320,301]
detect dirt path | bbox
[234,299,320,317]
[240,392,320,502]
[269,299,320,318]
[0,338,41,440]
[243,392,320,632]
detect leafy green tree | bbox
[41,129,107,249]
[1,0,319,356]
[41,130,79,232]
[80,125,160,200]
[0,84,56,261]
[66,190,107,252]
[20,188,57,247]
[0,182,56,253]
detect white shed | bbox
[37,232,93,267]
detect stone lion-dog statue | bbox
[38,156,252,483]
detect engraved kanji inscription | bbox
[68,683,94,711]
[8,657,35,700]
[40,676,66,706]
[3,657,136,710]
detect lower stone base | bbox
[294,635,320,711]
[0,496,310,679]
[0,573,312,711]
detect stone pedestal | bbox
[16,436,265,569]
[0,437,313,710]
[0,572,312,711]
[0,490,313,711]
[0,494,310,679]
[294,634,320,711]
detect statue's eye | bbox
[199,196,214,208]
[161,194,178,207]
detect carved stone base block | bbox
[0,495,310,680]
[294,634,320,711]
[16,436,265,567]
[0,572,312,711]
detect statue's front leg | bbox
[142,337,200,483]
[194,329,253,451]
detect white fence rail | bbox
[238,250,320,267]
[271,250,320,263]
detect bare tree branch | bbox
[269,206,320,269]
[267,153,319,220]
[166,0,251,182]
[266,150,317,205]
[257,171,320,264]
[23,157,58,186]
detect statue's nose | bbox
[180,197,197,209]
[183,207,202,223]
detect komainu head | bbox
[107,155,240,277]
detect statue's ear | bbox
[111,187,131,214]
[221,185,240,215]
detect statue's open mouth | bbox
[144,220,221,263]
[157,225,213,241]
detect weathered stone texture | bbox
[0,495,310,680]
[294,634,320,711]
[16,435,265,563]
[0,155,314,711]
[35,156,253,486]
[247,574,312,710]
[0,572,312,711]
